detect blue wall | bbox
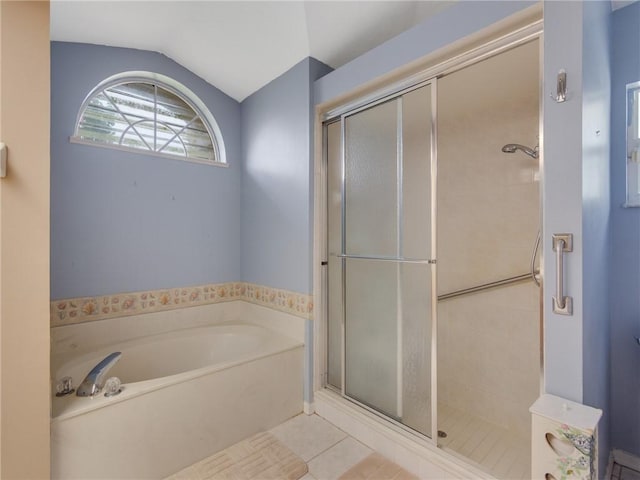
[51,43,330,301]
[537,1,613,471]
[240,57,331,294]
[610,1,640,457]
[240,57,332,405]
[542,0,586,402]
[581,1,612,470]
[314,0,536,104]
[50,42,242,300]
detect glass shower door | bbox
[326,83,435,437]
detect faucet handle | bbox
[55,376,75,397]
[104,377,122,397]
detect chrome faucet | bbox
[76,352,122,397]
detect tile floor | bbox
[269,413,373,480]
[270,413,640,480]
[611,462,640,480]
[166,413,421,480]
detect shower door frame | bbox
[313,18,544,452]
[325,79,438,441]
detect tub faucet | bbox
[76,352,122,397]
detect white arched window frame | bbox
[71,71,227,166]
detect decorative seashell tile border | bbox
[51,282,313,327]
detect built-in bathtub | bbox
[51,310,304,480]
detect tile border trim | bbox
[51,282,313,327]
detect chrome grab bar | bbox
[552,233,573,315]
[530,231,541,286]
[334,253,538,300]
[438,273,534,301]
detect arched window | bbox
[71,71,226,166]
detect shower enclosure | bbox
[322,38,541,479]
[326,81,436,436]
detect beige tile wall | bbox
[436,39,540,437]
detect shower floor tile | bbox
[437,403,530,479]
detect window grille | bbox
[72,72,226,166]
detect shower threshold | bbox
[315,390,493,479]
[314,390,530,480]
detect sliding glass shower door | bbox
[326,83,436,437]
[324,38,541,479]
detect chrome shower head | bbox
[501,143,538,159]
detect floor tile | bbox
[338,452,419,480]
[612,463,622,479]
[307,437,373,480]
[164,431,307,480]
[621,466,640,480]
[270,414,348,462]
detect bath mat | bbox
[338,452,418,480]
[165,431,308,480]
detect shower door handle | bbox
[552,233,573,315]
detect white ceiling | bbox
[50,1,454,102]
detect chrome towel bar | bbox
[334,254,435,264]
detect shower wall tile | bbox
[438,282,539,437]
[50,282,314,327]
[435,39,540,447]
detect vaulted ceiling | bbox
[50,1,455,102]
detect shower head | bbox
[501,143,539,159]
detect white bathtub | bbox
[51,322,304,479]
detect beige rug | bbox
[338,452,418,480]
[165,432,308,480]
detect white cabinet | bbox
[530,394,602,480]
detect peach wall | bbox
[0,1,51,478]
